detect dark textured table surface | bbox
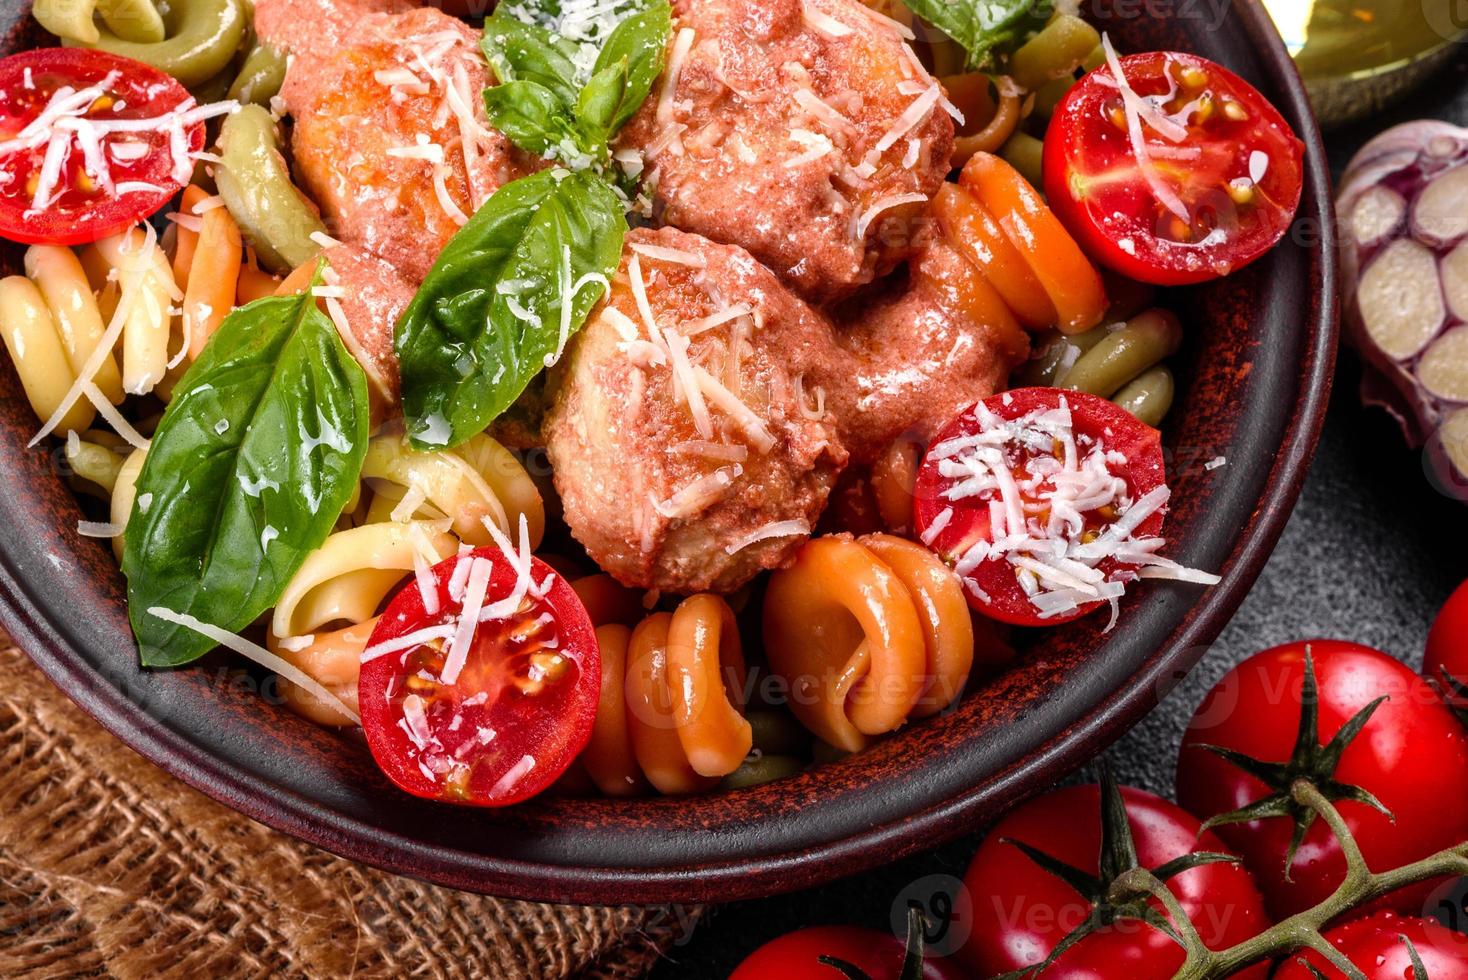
[655,49,1468,980]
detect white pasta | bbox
[271,521,457,638]
[0,276,94,436]
[24,245,124,404]
[92,226,179,396]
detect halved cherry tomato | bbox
[1044,50,1304,286]
[359,547,600,807]
[958,152,1108,334]
[1273,913,1468,980]
[912,388,1167,627]
[730,926,967,980]
[0,49,205,246]
[1425,579,1468,688]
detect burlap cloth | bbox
[0,637,699,978]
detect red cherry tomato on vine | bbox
[1176,640,1468,920]
[359,547,600,807]
[961,783,1270,979]
[0,49,206,245]
[729,926,965,980]
[1425,579,1468,687]
[1273,912,1468,979]
[912,388,1166,627]
[1044,49,1304,285]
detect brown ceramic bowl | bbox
[0,0,1335,904]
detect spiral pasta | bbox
[762,534,974,752]
[53,0,249,88]
[933,152,1108,336]
[1018,309,1184,427]
[266,618,376,728]
[361,431,547,549]
[580,593,755,796]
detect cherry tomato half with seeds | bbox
[1176,640,1468,920]
[912,388,1167,627]
[1425,579,1468,689]
[359,548,600,807]
[1044,50,1304,286]
[0,48,205,246]
[729,926,966,980]
[1274,913,1468,980]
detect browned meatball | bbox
[319,243,415,414]
[618,0,956,304]
[819,228,1032,462]
[545,227,847,594]
[280,8,536,284]
[254,0,416,66]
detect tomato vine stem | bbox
[1165,781,1468,980]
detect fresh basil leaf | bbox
[123,288,370,667]
[480,13,581,106]
[483,79,581,157]
[482,0,671,163]
[903,0,1051,71]
[396,169,626,451]
[575,58,630,147]
[582,0,671,139]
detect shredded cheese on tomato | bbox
[928,397,1219,626]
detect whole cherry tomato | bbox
[1176,640,1468,920]
[962,780,1270,978]
[1273,912,1468,979]
[729,924,965,980]
[1425,579,1468,688]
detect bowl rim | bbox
[0,0,1338,905]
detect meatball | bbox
[280,7,534,284]
[618,0,956,304]
[545,228,847,594]
[819,226,1032,462]
[254,0,416,66]
[320,243,415,413]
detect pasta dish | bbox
[0,0,1304,806]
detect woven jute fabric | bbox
[0,638,697,979]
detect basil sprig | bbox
[903,0,1050,71]
[123,287,370,667]
[395,169,626,451]
[481,0,671,169]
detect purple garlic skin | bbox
[1339,121,1468,497]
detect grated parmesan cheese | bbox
[149,606,361,724]
[724,519,811,555]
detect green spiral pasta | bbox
[1018,310,1184,426]
[1058,309,1183,399]
[61,0,248,89]
[215,105,327,274]
[999,131,1045,190]
[34,0,165,45]
[227,44,287,106]
[1008,14,1102,92]
[720,754,805,791]
[1112,366,1176,428]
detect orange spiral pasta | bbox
[931,153,1108,337]
[763,534,975,752]
[578,589,754,797]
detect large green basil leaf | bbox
[903,0,1050,71]
[123,288,370,667]
[395,169,626,451]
